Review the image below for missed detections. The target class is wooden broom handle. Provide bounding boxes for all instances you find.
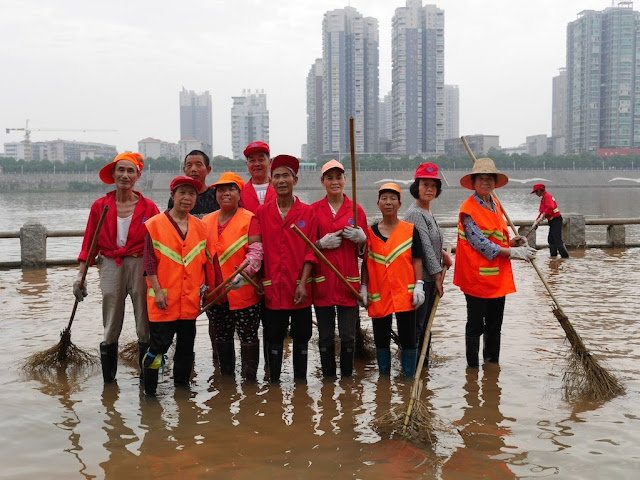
[349,116,358,228]
[290,224,363,302]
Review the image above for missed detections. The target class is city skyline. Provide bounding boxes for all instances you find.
[0,0,620,158]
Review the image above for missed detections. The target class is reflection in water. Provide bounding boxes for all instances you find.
[443,365,516,479]
[99,384,140,478]
[30,368,95,480]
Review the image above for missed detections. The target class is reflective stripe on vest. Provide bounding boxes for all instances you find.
[365,221,415,317]
[203,208,260,310]
[145,213,208,321]
[453,196,516,298]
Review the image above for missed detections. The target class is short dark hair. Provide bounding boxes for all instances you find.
[409,178,442,199]
[377,189,401,205]
[184,150,210,167]
[470,173,497,184]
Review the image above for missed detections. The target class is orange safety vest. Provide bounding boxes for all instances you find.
[145,213,209,322]
[453,195,516,299]
[202,208,260,310]
[366,221,416,318]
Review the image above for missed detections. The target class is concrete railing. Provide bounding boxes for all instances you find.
[1,216,640,269]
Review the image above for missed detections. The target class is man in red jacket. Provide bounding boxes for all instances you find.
[74,152,159,383]
[240,141,276,214]
[531,183,569,258]
[256,154,317,383]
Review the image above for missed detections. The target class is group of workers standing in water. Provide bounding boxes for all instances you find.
[74,141,569,396]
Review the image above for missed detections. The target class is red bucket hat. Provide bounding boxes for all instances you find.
[270,154,299,175]
[414,162,441,180]
[243,141,270,158]
[531,183,545,193]
[170,175,202,193]
[98,152,144,184]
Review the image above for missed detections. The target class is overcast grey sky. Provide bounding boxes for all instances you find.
[0,0,614,159]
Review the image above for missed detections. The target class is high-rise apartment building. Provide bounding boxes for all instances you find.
[231,90,269,160]
[379,92,392,140]
[322,7,379,156]
[444,84,459,141]
[392,1,444,156]
[566,3,640,153]
[179,87,213,157]
[306,59,323,161]
[552,68,567,138]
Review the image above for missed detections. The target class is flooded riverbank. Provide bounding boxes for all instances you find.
[2,247,639,479]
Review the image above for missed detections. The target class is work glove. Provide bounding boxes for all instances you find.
[358,285,368,308]
[73,272,87,302]
[412,280,425,308]
[317,231,343,250]
[510,235,529,247]
[531,215,544,230]
[342,226,367,245]
[228,274,245,290]
[510,246,537,261]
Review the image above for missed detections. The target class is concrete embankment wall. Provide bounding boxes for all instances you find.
[1,169,640,192]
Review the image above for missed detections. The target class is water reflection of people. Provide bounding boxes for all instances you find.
[442,365,516,479]
[99,385,140,477]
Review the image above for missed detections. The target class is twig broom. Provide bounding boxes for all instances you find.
[22,205,109,372]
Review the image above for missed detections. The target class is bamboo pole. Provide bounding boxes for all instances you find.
[198,260,250,315]
[290,224,363,302]
[349,116,358,227]
[402,246,452,434]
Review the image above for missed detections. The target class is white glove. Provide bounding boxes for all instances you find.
[532,215,543,229]
[229,274,245,290]
[510,235,529,247]
[358,285,368,307]
[510,246,536,261]
[317,231,343,250]
[73,272,87,302]
[342,226,367,245]
[412,280,425,308]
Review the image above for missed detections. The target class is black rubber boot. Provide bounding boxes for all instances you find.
[216,340,235,375]
[142,351,161,396]
[339,341,355,378]
[208,318,218,361]
[319,341,336,378]
[268,343,283,383]
[483,334,501,364]
[100,342,118,383]
[241,342,259,381]
[293,342,308,382]
[465,336,480,367]
[137,342,149,380]
[173,352,194,386]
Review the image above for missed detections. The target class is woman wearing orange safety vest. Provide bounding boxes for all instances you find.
[453,158,536,367]
[360,183,425,379]
[202,172,263,381]
[142,176,211,396]
[311,159,368,378]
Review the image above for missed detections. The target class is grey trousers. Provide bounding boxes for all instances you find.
[100,256,150,344]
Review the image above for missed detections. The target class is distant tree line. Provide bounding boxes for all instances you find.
[1,150,639,174]
[329,149,640,171]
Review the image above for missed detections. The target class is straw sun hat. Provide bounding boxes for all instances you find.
[459,157,509,190]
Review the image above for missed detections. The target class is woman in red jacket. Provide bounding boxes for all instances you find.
[311,159,367,378]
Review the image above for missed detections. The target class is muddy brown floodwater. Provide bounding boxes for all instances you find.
[1,248,639,479]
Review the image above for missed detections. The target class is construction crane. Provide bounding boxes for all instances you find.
[5,119,117,162]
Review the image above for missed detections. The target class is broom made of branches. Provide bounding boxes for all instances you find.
[374,247,452,446]
[461,136,624,402]
[22,205,109,372]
